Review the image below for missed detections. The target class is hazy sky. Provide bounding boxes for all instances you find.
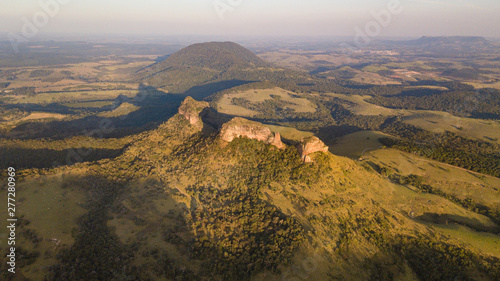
[1,0,499,39]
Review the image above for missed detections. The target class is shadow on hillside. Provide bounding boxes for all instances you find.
[181,79,256,100]
[0,147,125,170]
[44,174,199,280]
[416,212,500,233]
[316,125,364,151]
[3,85,183,139]
[4,102,81,115]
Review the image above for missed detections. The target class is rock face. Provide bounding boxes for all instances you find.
[296,136,329,162]
[178,97,209,125]
[220,117,285,149]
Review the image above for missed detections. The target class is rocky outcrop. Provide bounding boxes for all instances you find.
[178,96,209,126]
[296,136,329,162]
[220,117,285,149]
[269,132,285,149]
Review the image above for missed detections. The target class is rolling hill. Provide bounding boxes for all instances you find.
[1,97,499,281]
[1,40,500,281]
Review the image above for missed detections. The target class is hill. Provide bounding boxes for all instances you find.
[2,97,499,281]
[399,36,497,56]
[150,41,270,71]
[410,36,493,47]
[133,42,316,98]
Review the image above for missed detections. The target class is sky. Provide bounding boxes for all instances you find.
[1,0,499,39]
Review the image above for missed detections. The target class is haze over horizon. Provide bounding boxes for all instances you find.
[1,0,500,41]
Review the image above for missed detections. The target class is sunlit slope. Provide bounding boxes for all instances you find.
[1,101,499,281]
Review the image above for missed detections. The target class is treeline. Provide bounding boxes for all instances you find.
[5,87,36,96]
[188,184,304,279]
[408,80,475,91]
[29,69,54,78]
[392,234,500,281]
[367,88,500,119]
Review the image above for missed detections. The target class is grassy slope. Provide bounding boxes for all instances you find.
[2,111,499,280]
[364,148,500,255]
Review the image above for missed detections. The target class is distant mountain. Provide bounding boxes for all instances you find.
[133,42,310,98]
[408,36,494,47]
[393,36,498,56]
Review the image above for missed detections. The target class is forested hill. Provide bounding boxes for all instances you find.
[132,41,317,96]
[152,41,270,71]
[409,36,494,47]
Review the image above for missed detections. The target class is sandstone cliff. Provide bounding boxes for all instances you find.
[178,96,209,126]
[296,136,329,162]
[220,117,285,149]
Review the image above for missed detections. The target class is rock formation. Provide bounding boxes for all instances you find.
[218,117,329,161]
[220,117,285,149]
[178,96,209,126]
[296,136,329,162]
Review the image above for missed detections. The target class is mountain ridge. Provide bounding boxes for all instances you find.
[410,36,493,46]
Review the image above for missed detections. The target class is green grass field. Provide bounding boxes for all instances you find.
[351,71,401,85]
[403,113,500,144]
[217,87,316,117]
